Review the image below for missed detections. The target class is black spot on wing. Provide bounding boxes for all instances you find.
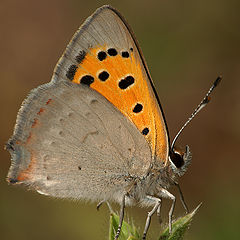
[119,76,135,89]
[98,51,107,61]
[142,128,149,135]
[80,75,94,86]
[76,50,86,63]
[122,51,129,58]
[98,71,109,81]
[66,65,78,80]
[107,48,118,56]
[133,103,143,113]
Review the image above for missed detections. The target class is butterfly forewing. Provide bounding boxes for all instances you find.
[55,5,169,164]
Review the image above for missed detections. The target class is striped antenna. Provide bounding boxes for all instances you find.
[171,76,222,150]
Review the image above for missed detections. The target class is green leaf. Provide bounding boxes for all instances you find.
[109,213,140,240]
[159,204,202,240]
[108,204,201,240]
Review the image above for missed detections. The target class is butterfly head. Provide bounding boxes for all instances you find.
[169,145,192,177]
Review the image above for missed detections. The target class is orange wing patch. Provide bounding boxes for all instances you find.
[15,151,36,181]
[66,46,167,163]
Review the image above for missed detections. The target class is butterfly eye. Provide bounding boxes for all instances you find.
[170,150,184,168]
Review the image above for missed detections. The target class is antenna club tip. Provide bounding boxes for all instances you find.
[172,75,221,148]
[214,76,222,87]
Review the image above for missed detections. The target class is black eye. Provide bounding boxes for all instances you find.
[170,151,184,168]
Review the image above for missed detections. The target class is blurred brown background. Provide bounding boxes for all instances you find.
[1,0,239,239]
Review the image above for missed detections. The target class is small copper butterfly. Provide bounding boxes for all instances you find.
[6,5,221,239]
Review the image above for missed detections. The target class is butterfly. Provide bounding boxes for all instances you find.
[6,5,221,240]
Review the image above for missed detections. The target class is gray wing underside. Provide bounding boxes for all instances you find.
[7,80,151,201]
[54,5,145,83]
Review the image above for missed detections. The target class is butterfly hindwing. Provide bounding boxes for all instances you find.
[7,80,151,199]
[55,5,169,164]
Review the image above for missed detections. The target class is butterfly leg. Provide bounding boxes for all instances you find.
[175,182,189,214]
[114,194,126,240]
[160,189,176,233]
[96,200,105,210]
[96,200,114,213]
[142,196,161,240]
[156,198,162,224]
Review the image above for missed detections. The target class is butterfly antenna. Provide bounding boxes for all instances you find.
[171,76,222,150]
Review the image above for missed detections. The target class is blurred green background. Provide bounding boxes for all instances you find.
[1,0,239,239]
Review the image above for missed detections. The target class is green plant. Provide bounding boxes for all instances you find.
[109,204,201,240]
